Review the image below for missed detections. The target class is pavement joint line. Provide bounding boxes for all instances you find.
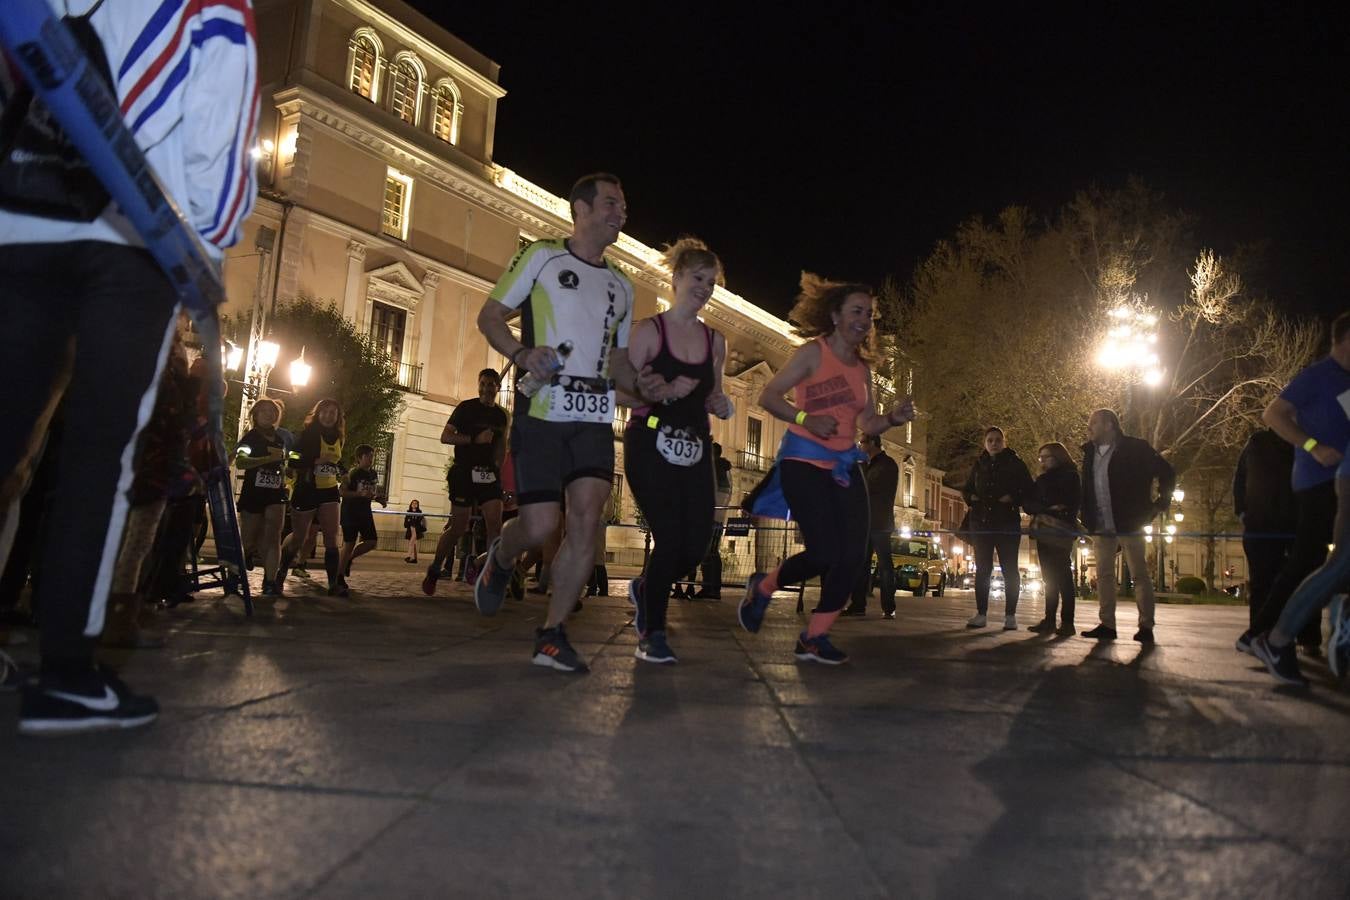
[731,629,894,899]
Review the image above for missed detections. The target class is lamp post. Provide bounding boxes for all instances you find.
[1095,300,1163,429]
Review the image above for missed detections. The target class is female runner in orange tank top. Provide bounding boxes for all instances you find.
[737,274,915,664]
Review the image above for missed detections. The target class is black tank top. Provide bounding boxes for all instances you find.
[631,314,715,434]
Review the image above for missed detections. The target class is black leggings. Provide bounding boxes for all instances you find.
[1036,541,1075,624]
[625,430,714,633]
[973,531,1022,615]
[778,460,869,614]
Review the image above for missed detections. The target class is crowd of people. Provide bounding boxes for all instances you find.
[0,0,1346,734]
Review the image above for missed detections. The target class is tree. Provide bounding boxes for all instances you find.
[223,296,405,461]
[881,181,1321,484]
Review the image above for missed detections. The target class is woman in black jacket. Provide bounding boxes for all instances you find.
[962,426,1034,629]
[1023,442,1081,635]
[403,499,427,563]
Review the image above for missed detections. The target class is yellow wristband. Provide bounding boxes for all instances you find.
[794,410,808,426]
[1303,437,1319,452]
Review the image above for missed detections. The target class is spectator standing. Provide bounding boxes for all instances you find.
[1232,428,1296,652]
[843,432,900,618]
[403,500,426,563]
[962,427,1034,630]
[1023,442,1081,635]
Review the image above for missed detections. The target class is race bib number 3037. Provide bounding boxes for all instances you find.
[657,429,705,467]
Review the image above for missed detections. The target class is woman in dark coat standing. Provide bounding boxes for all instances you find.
[962,426,1034,630]
[1023,442,1081,635]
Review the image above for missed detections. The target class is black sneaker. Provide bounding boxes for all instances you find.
[882,611,896,620]
[329,578,350,598]
[1252,633,1308,687]
[474,538,512,616]
[1027,619,1056,634]
[1329,595,1349,680]
[421,564,440,597]
[1235,629,1254,655]
[1133,628,1155,644]
[794,632,849,665]
[628,577,646,637]
[532,625,589,673]
[738,573,771,634]
[839,607,866,618]
[19,666,158,736]
[636,630,677,664]
[1081,625,1117,640]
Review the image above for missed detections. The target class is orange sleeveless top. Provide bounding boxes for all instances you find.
[785,338,870,466]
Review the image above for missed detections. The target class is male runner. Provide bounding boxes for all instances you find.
[422,368,508,595]
[337,444,386,595]
[473,173,694,672]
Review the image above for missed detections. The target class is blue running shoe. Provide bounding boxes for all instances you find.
[794,631,849,665]
[628,577,646,637]
[738,572,771,634]
[532,625,589,673]
[1330,594,1349,680]
[473,537,511,617]
[635,629,677,664]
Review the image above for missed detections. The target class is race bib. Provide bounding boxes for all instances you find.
[254,468,283,490]
[471,466,497,484]
[543,376,615,424]
[314,461,341,483]
[657,428,705,467]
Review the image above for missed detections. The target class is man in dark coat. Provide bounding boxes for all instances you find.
[1232,429,1296,652]
[1080,409,1176,642]
[844,433,900,617]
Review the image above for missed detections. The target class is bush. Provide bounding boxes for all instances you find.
[1175,576,1206,595]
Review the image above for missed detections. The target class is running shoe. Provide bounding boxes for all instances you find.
[1329,594,1349,679]
[966,613,987,629]
[1003,615,1018,631]
[473,537,511,616]
[1252,633,1308,687]
[1235,629,1254,655]
[738,573,771,634]
[421,563,440,597]
[628,577,646,636]
[794,632,849,665]
[532,625,589,673]
[636,629,677,664]
[329,578,350,598]
[19,665,159,736]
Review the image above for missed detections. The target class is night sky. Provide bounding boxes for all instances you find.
[414,2,1348,321]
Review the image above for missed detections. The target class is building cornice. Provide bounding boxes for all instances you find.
[329,0,506,100]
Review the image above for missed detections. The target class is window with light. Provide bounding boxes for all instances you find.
[382,169,413,240]
[432,82,462,144]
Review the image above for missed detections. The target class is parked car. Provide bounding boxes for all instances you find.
[956,572,975,590]
[889,535,947,597]
[988,566,1042,599]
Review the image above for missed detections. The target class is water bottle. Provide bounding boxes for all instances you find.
[517,340,574,398]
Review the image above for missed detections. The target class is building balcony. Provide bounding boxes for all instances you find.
[385,359,423,393]
[737,450,771,473]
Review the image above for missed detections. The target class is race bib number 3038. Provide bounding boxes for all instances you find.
[543,378,615,424]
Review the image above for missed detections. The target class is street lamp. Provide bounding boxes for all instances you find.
[289,346,312,388]
[1095,302,1163,385]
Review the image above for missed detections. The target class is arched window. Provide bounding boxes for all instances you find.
[431,79,463,145]
[388,53,425,126]
[347,29,384,101]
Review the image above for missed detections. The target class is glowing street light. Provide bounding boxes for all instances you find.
[224,341,244,372]
[289,346,312,388]
[1096,301,1164,385]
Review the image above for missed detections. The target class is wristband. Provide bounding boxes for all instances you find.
[794,410,808,426]
[1303,437,1319,452]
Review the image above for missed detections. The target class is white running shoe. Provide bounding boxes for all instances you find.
[966,613,987,629]
[1003,615,1018,631]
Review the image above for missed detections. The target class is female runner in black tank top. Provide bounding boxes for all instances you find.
[622,238,734,664]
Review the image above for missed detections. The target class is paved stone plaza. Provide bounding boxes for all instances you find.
[3,555,1348,899]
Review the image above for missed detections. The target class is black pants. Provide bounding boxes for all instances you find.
[697,522,724,597]
[778,461,869,614]
[1242,529,1293,630]
[849,529,896,613]
[1036,541,1075,625]
[1253,480,1333,644]
[973,529,1022,615]
[0,243,179,673]
[625,429,714,633]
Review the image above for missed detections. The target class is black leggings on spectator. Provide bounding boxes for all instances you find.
[1036,541,1074,625]
[625,430,714,634]
[777,460,869,614]
[973,531,1022,615]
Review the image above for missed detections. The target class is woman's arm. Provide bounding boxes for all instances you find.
[615,318,660,407]
[758,343,836,438]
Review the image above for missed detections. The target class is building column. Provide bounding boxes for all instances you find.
[343,240,367,324]
[418,269,441,382]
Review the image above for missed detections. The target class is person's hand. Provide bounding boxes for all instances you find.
[638,367,698,403]
[705,391,734,419]
[886,397,916,426]
[1311,443,1343,468]
[802,413,838,439]
[474,429,494,444]
[519,346,560,379]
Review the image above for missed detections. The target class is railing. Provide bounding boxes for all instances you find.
[902,492,917,509]
[385,359,423,393]
[737,450,771,473]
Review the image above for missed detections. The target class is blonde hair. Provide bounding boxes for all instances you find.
[661,236,725,286]
[788,271,878,363]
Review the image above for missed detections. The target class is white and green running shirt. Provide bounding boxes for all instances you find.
[489,238,634,422]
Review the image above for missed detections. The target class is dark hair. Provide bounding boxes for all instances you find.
[303,398,346,439]
[568,172,622,217]
[408,499,420,511]
[249,397,283,424]
[861,432,882,449]
[1091,408,1122,435]
[1038,441,1075,470]
[1332,311,1350,346]
[478,367,502,386]
[353,444,375,459]
[788,271,878,363]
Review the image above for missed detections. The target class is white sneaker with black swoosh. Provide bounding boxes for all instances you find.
[19,666,159,736]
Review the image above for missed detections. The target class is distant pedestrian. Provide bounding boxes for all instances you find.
[961,426,1033,630]
[1024,441,1081,635]
[843,432,900,619]
[235,398,291,597]
[278,399,346,596]
[336,444,386,594]
[1232,428,1295,653]
[404,500,427,563]
[1079,409,1176,643]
